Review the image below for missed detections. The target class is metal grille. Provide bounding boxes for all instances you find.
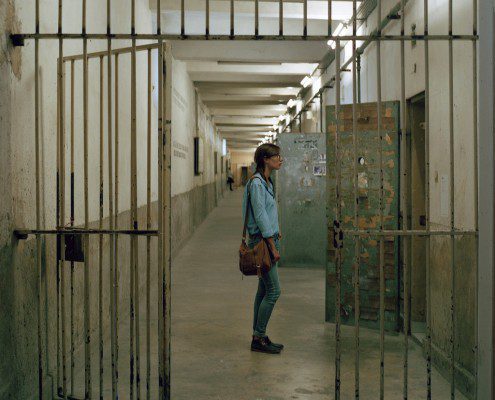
[12,0,483,399]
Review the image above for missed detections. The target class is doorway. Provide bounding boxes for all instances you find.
[405,92,427,340]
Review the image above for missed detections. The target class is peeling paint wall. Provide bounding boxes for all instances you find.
[326,102,401,331]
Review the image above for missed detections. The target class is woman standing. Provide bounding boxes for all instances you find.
[242,143,284,354]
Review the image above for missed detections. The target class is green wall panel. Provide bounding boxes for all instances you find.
[277,133,327,269]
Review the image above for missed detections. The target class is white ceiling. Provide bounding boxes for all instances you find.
[154,1,349,150]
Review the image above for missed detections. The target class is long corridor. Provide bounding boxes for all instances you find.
[171,189,464,400]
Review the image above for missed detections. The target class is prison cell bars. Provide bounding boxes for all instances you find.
[58,42,162,399]
[25,1,480,399]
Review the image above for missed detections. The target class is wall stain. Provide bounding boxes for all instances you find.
[0,0,22,79]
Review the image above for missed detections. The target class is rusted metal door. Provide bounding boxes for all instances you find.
[326,102,400,331]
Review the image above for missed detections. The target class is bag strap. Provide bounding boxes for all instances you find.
[242,175,262,242]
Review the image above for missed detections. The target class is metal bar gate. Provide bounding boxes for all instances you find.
[12,0,482,399]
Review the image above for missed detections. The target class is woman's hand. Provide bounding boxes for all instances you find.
[266,237,281,262]
[271,247,281,262]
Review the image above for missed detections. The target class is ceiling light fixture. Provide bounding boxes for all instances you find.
[301,76,312,88]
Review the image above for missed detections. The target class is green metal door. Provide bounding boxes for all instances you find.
[326,102,401,331]
[277,133,327,269]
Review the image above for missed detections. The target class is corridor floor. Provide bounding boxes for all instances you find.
[171,189,466,400]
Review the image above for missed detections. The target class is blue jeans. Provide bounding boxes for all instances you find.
[248,235,281,338]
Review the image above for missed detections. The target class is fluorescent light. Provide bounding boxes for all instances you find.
[301,76,312,88]
[327,22,346,49]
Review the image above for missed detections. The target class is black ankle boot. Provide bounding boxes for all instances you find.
[250,336,281,354]
[264,336,284,350]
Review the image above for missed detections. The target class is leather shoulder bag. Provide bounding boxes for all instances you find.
[239,176,273,277]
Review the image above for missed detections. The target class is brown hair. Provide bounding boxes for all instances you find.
[254,143,280,179]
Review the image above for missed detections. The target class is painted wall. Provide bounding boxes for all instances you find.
[170,54,226,252]
[230,150,255,187]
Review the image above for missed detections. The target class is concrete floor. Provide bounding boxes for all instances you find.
[69,189,466,399]
[171,189,466,400]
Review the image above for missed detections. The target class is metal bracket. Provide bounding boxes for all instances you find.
[333,220,344,249]
[10,34,25,47]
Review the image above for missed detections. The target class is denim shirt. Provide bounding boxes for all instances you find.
[242,172,279,239]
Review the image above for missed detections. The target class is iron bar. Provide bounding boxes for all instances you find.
[62,43,159,62]
[56,45,61,400]
[98,56,104,400]
[69,59,75,398]
[328,0,332,36]
[319,94,323,133]
[206,0,210,36]
[35,0,43,396]
[146,48,152,400]
[230,0,234,37]
[11,33,479,41]
[303,0,307,37]
[82,0,91,396]
[255,0,259,36]
[130,1,138,397]
[14,229,159,236]
[114,52,120,398]
[106,0,117,397]
[351,0,360,397]
[399,0,409,392]
[279,0,283,36]
[57,1,67,396]
[448,0,455,393]
[423,0,432,394]
[342,229,477,236]
[334,39,342,400]
[472,0,479,393]
[376,0,385,395]
[158,40,165,400]
[181,0,185,36]
[164,41,173,400]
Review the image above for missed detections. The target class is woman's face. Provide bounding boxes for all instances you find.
[265,153,283,171]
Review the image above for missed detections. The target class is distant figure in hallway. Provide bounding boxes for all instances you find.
[242,143,284,354]
[227,171,234,191]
